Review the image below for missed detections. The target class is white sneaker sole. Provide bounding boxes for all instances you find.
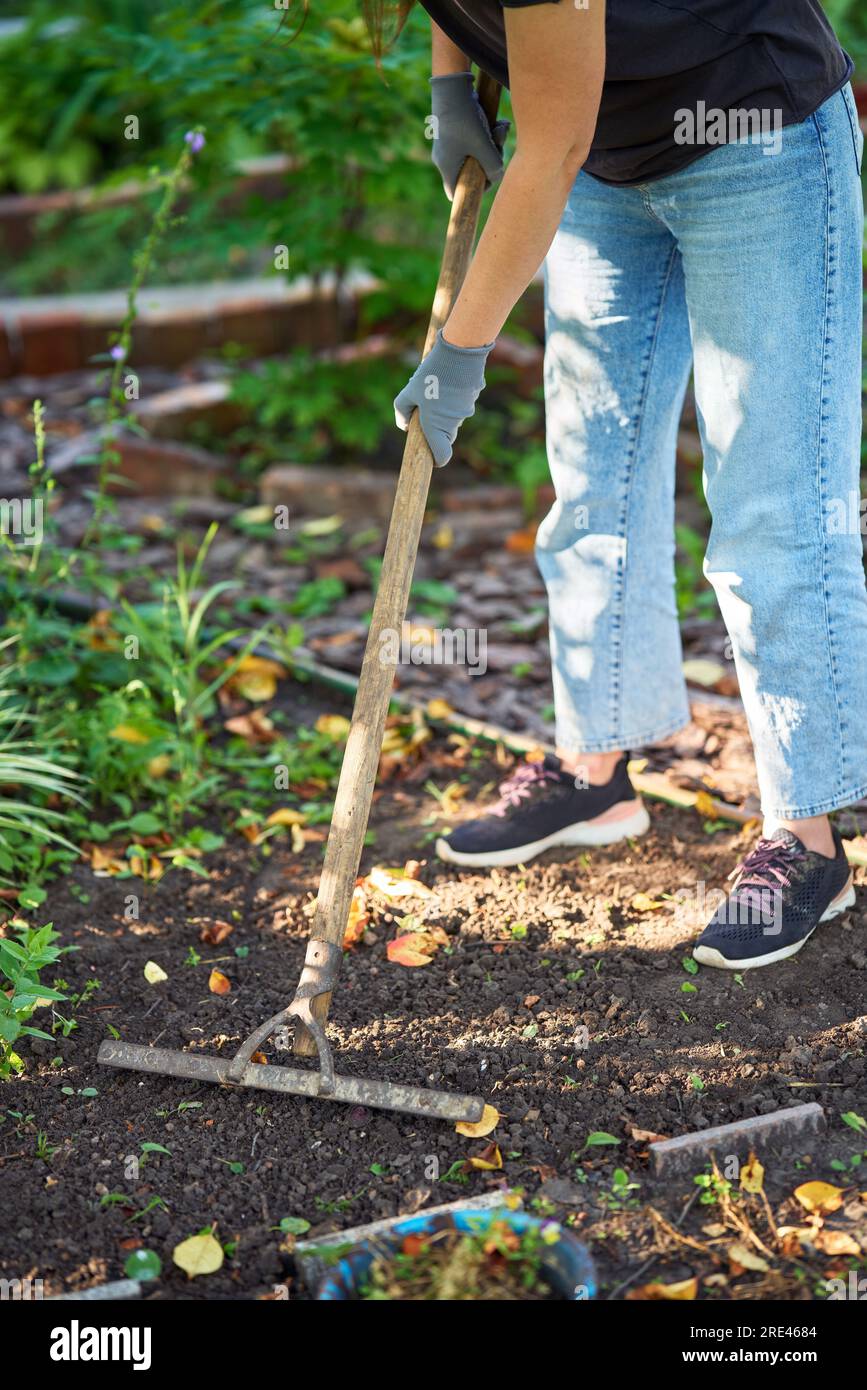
[692,875,856,971]
[435,800,651,869]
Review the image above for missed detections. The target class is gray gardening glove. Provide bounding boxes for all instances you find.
[394,329,494,467]
[430,72,510,201]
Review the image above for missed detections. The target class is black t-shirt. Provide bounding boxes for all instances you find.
[419,0,853,184]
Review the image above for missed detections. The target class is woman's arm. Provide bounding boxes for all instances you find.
[444,1,606,348]
[432,19,470,75]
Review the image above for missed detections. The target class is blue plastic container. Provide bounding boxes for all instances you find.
[315,1207,596,1301]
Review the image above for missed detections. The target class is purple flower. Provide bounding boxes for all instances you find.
[184,130,206,154]
[110,344,126,362]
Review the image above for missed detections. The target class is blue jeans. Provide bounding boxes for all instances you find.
[537,86,867,820]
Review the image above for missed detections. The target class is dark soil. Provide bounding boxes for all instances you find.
[2,686,866,1301]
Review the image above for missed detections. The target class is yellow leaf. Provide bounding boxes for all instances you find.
[265,808,307,828]
[109,724,150,745]
[741,1153,765,1195]
[794,1181,845,1215]
[627,1277,698,1301]
[143,961,167,985]
[225,654,286,703]
[431,523,453,550]
[90,845,127,876]
[172,1231,224,1279]
[147,754,172,778]
[694,790,717,819]
[290,823,305,853]
[315,714,351,740]
[455,1104,500,1139]
[468,1143,502,1171]
[343,886,369,948]
[208,969,231,995]
[728,1242,769,1273]
[426,698,455,721]
[631,892,664,912]
[367,865,433,900]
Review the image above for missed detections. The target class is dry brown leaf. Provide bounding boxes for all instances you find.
[813,1229,861,1257]
[630,1125,669,1145]
[224,709,277,744]
[200,919,233,945]
[208,969,231,996]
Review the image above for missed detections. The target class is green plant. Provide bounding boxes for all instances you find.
[117,524,265,823]
[0,923,69,1078]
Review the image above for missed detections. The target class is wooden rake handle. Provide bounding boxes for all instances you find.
[295,72,502,1055]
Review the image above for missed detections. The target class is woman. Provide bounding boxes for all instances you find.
[389,1,867,970]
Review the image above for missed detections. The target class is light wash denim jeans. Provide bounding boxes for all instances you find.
[536,85,867,821]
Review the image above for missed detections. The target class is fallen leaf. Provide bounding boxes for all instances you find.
[630,1126,669,1145]
[315,714,351,740]
[682,658,727,689]
[401,1234,428,1257]
[455,1104,500,1139]
[468,1143,502,1171]
[90,845,128,876]
[225,654,286,703]
[290,823,305,854]
[265,808,307,828]
[631,892,664,912]
[172,1231,224,1279]
[694,790,718,819]
[367,865,433,900]
[426,698,455,720]
[701,1222,728,1238]
[224,709,276,744]
[208,969,231,995]
[200,920,233,945]
[505,523,538,554]
[109,724,151,745]
[814,1229,861,1257]
[740,1153,765,1195]
[627,1277,698,1301]
[387,933,436,967]
[728,1242,769,1274]
[343,886,369,948]
[794,1181,845,1215]
[143,961,167,985]
[524,994,540,1008]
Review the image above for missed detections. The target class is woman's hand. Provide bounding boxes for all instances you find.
[393,330,494,467]
[430,72,510,201]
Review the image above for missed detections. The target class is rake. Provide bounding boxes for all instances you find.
[98,73,503,1125]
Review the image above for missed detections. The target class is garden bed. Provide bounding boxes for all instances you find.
[2,681,865,1301]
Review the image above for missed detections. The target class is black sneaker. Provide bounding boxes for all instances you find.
[693,826,855,971]
[435,753,649,868]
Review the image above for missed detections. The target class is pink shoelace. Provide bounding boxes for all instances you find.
[729,836,802,894]
[489,761,560,818]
